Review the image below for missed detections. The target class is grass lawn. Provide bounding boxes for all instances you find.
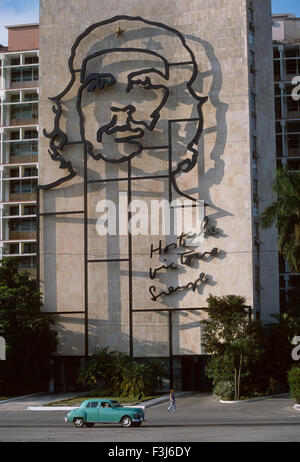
[46,390,164,407]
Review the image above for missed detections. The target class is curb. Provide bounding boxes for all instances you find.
[28,404,147,411]
[27,393,185,411]
[0,392,45,404]
[219,393,290,404]
[28,406,78,411]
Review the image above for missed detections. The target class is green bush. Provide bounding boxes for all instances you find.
[213,381,234,401]
[77,347,166,397]
[288,366,300,404]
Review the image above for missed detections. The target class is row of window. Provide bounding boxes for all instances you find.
[9,218,36,231]
[248,3,261,317]
[6,205,36,216]
[7,243,36,255]
[10,103,38,120]
[11,67,38,84]
[8,92,38,103]
[10,56,39,66]
[8,167,38,178]
[10,180,37,194]
[9,130,38,140]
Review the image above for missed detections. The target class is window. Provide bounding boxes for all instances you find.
[9,168,19,178]
[10,94,20,103]
[253,200,259,219]
[19,257,36,269]
[252,155,258,175]
[24,92,38,102]
[101,402,111,408]
[9,244,19,254]
[24,130,38,139]
[9,206,19,216]
[10,131,20,140]
[251,115,257,132]
[23,205,36,215]
[11,141,38,157]
[11,57,20,66]
[24,167,38,177]
[250,93,256,113]
[248,7,254,26]
[249,28,255,46]
[251,135,257,153]
[255,266,261,290]
[285,48,299,58]
[87,402,98,408]
[254,221,259,240]
[11,67,38,84]
[10,181,37,194]
[253,179,258,197]
[23,243,36,254]
[287,97,300,113]
[24,56,39,64]
[11,103,38,121]
[286,60,297,76]
[10,219,36,232]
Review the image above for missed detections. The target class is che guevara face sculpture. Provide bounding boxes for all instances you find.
[43,16,207,200]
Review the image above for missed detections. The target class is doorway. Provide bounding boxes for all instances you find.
[181,356,211,391]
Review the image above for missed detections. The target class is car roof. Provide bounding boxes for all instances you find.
[81,398,114,406]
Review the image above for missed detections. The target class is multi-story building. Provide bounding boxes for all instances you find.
[0,24,39,277]
[272,14,300,312]
[38,0,279,391]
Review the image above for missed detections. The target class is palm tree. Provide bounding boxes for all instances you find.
[260,166,300,272]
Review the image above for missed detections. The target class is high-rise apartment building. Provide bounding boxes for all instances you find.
[0,24,39,277]
[272,14,300,312]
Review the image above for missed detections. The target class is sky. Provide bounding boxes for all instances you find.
[1,0,300,46]
[0,0,39,46]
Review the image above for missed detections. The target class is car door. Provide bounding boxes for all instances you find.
[98,401,119,423]
[85,401,100,422]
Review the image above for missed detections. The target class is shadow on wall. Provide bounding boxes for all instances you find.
[41,17,229,360]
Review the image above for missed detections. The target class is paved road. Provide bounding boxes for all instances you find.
[0,393,299,442]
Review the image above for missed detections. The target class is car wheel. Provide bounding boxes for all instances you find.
[85,422,95,428]
[121,416,133,428]
[73,417,84,428]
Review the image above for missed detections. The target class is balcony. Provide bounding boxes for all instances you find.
[8,179,38,202]
[7,217,36,241]
[9,66,39,89]
[2,139,38,164]
[9,103,38,126]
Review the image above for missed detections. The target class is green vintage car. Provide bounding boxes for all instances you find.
[64,399,145,428]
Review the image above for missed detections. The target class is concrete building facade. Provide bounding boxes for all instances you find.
[0,25,39,277]
[38,0,279,390]
[272,14,300,312]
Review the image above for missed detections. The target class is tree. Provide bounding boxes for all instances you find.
[260,166,300,272]
[201,295,265,400]
[0,258,57,394]
[77,347,167,397]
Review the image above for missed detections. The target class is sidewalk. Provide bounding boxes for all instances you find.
[0,391,187,411]
[27,392,188,411]
[0,392,88,411]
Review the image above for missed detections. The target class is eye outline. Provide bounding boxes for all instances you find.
[125,70,169,130]
[83,72,116,92]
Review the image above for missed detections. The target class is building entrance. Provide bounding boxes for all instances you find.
[181,356,211,391]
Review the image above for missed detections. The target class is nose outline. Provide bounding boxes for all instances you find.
[96,104,144,144]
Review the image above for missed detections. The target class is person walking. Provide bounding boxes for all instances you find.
[167,388,176,412]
